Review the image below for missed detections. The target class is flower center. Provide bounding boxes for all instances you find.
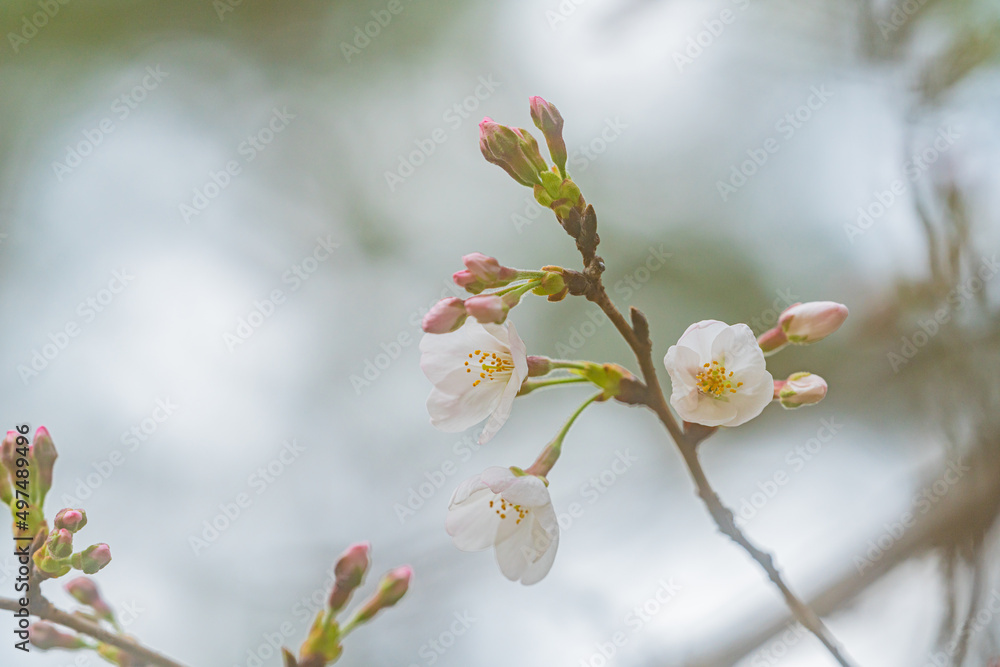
[465,349,515,388]
[696,360,744,398]
[489,496,529,525]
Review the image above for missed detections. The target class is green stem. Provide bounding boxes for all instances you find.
[492,279,542,298]
[517,376,590,396]
[525,392,603,477]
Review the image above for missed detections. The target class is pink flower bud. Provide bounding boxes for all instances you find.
[29,622,87,650]
[31,426,58,498]
[328,542,371,613]
[463,294,508,324]
[777,372,828,408]
[47,528,74,559]
[72,543,112,574]
[779,301,849,344]
[54,509,88,533]
[527,356,552,377]
[422,298,468,334]
[479,118,546,187]
[352,566,412,625]
[529,96,567,176]
[65,577,114,619]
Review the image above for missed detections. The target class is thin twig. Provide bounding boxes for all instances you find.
[0,594,188,667]
[564,204,856,667]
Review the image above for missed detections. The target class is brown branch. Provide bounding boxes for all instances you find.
[0,595,188,667]
[563,204,855,667]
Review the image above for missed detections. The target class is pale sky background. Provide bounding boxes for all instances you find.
[1,1,999,666]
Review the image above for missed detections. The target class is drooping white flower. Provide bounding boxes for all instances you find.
[663,320,774,427]
[419,319,528,444]
[446,466,558,585]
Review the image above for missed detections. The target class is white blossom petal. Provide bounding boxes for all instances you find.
[664,319,774,427]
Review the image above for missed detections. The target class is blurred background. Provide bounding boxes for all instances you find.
[1,0,999,665]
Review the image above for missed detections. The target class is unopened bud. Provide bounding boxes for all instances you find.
[65,577,114,620]
[453,253,518,294]
[72,543,112,574]
[351,566,412,626]
[529,96,567,176]
[464,294,508,324]
[328,542,371,613]
[47,528,74,559]
[29,622,87,650]
[779,301,849,344]
[479,118,547,186]
[54,509,88,533]
[30,426,58,500]
[777,372,828,408]
[526,356,552,377]
[533,271,567,300]
[422,298,468,334]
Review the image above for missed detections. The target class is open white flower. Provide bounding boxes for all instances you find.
[446,466,558,585]
[419,319,528,444]
[663,320,773,427]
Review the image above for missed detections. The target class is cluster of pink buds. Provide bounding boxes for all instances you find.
[29,577,120,657]
[289,543,412,667]
[755,301,848,410]
[480,97,585,222]
[422,253,567,333]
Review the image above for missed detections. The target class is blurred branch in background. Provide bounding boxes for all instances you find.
[684,3,1000,663]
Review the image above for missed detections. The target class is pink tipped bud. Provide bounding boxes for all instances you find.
[31,426,58,498]
[779,301,849,344]
[462,252,517,283]
[65,577,114,619]
[54,509,88,533]
[479,118,546,187]
[328,542,371,613]
[72,543,112,574]
[777,372,828,408]
[47,528,74,559]
[422,298,468,334]
[352,566,412,625]
[29,622,87,650]
[529,96,567,176]
[527,356,552,377]
[463,294,508,324]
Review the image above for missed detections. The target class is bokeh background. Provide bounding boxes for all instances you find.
[2,0,1000,665]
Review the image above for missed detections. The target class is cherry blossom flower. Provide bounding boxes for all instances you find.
[420,319,528,444]
[663,320,774,427]
[446,466,558,585]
